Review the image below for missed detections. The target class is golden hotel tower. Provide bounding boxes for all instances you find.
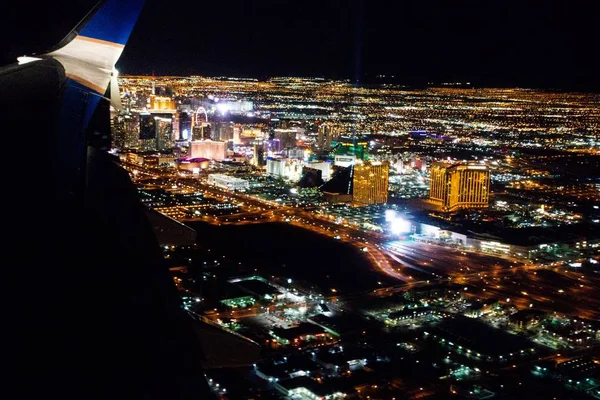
[352,161,389,205]
[429,162,490,211]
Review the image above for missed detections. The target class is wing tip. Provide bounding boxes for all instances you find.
[47,0,146,53]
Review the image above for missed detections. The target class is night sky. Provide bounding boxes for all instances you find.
[2,0,599,90]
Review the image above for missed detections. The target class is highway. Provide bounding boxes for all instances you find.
[124,164,406,282]
[124,162,600,320]
[383,241,600,320]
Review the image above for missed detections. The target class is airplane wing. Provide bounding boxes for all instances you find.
[1,1,258,398]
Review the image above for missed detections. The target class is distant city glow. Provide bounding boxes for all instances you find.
[17,0,600,395]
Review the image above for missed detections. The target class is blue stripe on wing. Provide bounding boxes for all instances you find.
[79,0,146,45]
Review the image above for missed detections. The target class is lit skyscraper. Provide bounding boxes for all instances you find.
[192,123,211,141]
[177,112,192,140]
[274,129,298,149]
[353,160,389,205]
[111,113,126,149]
[429,162,490,211]
[138,113,174,152]
[190,140,227,161]
[155,115,174,151]
[317,123,333,150]
[148,95,176,111]
[333,136,368,160]
[253,143,266,166]
[139,113,155,140]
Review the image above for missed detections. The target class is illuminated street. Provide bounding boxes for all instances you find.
[125,158,600,325]
[4,1,599,399]
[114,65,599,400]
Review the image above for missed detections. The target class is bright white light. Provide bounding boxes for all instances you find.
[17,56,42,65]
[391,217,411,234]
[217,103,229,114]
[385,209,397,222]
[182,129,189,139]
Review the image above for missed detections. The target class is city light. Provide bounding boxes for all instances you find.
[385,209,397,222]
[114,63,600,400]
[216,102,229,114]
[11,0,600,398]
[390,217,411,234]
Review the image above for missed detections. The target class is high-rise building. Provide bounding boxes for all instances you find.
[233,126,242,144]
[155,115,173,151]
[111,113,126,149]
[274,129,298,149]
[298,167,323,188]
[192,123,211,141]
[253,143,266,166]
[264,139,281,154]
[139,113,157,152]
[333,136,368,160]
[317,124,333,150]
[177,112,192,140]
[268,118,281,140]
[138,113,174,152]
[320,166,353,203]
[353,161,389,205]
[266,157,304,181]
[139,113,156,140]
[213,121,234,141]
[266,157,285,177]
[307,161,331,181]
[123,113,139,149]
[190,140,227,161]
[148,95,176,111]
[429,162,490,211]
